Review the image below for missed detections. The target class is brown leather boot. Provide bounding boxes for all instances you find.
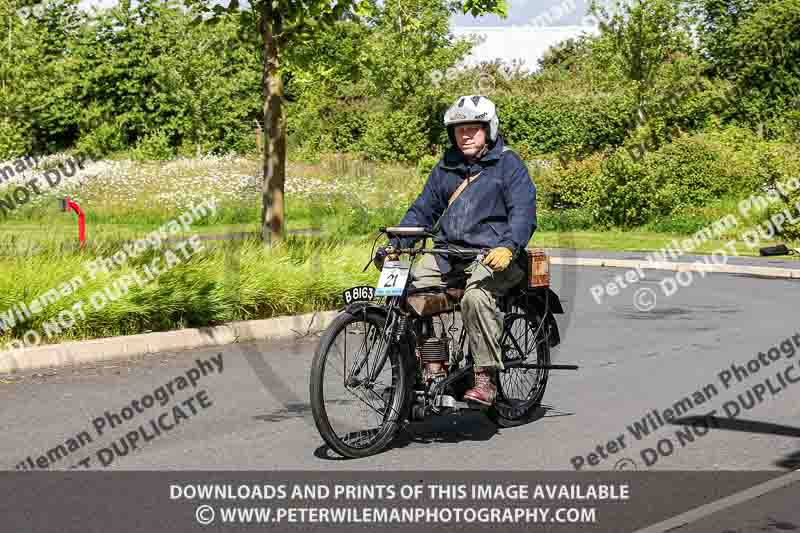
[463,367,497,406]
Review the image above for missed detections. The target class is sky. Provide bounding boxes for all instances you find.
[451,0,602,70]
[77,0,602,68]
[452,25,598,71]
[451,0,596,26]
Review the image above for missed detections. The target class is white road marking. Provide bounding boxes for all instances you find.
[634,469,800,532]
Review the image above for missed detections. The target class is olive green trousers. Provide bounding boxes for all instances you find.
[409,253,524,370]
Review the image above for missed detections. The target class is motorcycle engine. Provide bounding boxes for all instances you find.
[418,336,450,364]
[418,336,449,384]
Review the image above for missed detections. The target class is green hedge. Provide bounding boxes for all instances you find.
[542,127,792,228]
[493,91,633,160]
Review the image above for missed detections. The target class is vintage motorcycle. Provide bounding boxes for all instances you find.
[309,226,578,458]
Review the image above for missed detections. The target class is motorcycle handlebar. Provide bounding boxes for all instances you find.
[378,226,487,256]
[363,226,490,273]
[390,246,489,258]
[379,226,435,239]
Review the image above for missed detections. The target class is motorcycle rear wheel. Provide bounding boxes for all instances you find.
[487,309,550,427]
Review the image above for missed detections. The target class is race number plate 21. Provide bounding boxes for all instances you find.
[375,261,411,297]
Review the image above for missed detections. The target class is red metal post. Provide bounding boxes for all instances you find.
[65,198,86,248]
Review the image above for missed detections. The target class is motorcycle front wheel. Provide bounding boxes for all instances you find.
[310,309,408,458]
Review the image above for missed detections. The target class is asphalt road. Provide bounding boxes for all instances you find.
[2,264,800,529]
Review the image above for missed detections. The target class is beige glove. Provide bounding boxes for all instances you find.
[483,247,513,271]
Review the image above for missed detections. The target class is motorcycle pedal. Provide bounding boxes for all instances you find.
[463,399,492,411]
[432,395,457,408]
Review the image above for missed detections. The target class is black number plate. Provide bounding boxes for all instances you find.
[342,285,376,304]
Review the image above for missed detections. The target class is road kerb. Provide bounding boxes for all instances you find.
[0,310,341,375]
[550,257,800,279]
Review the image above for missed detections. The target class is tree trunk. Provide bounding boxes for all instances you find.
[260,1,286,245]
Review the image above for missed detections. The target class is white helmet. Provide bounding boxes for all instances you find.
[443,95,499,144]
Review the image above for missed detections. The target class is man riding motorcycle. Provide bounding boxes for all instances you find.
[374,95,538,406]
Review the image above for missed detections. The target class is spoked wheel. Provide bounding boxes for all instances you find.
[310,309,408,458]
[488,306,550,427]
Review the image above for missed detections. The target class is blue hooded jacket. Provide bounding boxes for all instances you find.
[392,135,537,273]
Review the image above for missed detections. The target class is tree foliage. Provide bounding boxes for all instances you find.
[1,0,262,159]
[590,0,693,103]
[725,0,800,132]
[688,0,770,74]
[184,0,508,242]
[284,0,474,161]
